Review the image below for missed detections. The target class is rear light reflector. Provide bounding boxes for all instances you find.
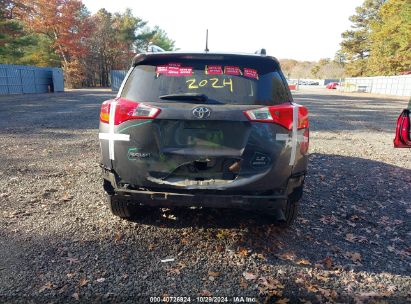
[243,103,308,130]
[300,128,309,154]
[100,98,161,125]
[100,100,111,123]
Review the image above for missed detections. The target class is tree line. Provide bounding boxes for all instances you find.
[340,0,410,77]
[0,0,175,87]
[281,0,410,79]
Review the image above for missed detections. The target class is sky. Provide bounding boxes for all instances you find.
[82,0,363,62]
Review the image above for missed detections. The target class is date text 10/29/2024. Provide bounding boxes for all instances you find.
[149,296,257,303]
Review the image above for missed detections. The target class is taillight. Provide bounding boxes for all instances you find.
[243,103,308,130]
[100,98,161,125]
[394,109,411,147]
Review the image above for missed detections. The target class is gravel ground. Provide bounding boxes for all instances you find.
[0,88,410,303]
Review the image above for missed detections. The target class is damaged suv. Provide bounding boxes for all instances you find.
[99,51,309,226]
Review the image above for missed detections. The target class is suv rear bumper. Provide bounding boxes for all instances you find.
[115,188,287,210]
[102,168,304,210]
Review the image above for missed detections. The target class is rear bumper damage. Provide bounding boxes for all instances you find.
[102,167,305,211]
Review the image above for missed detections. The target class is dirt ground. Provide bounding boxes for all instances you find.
[0,88,410,303]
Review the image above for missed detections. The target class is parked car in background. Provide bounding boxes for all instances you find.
[394,99,411,148]
[99,50,309,227]
[326,82,339,89]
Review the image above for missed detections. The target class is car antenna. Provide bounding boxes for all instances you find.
[205,29,209,53]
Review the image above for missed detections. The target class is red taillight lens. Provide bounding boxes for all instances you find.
[394,109,411,148]
[99,98,161,125]
[243,103,308,130]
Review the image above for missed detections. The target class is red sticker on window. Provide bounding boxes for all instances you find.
[224,66,242,75]
[206,65,223,75]
[244,68,259,79]
[156,66,168,74]
[167,66,180,76]
[179,67,193,76]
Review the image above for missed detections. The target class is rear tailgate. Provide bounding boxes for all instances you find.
[99,54,307,192]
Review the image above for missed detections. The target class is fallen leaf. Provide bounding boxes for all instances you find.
[79,278,89,287]
[148,244,155,251]
[66,257,79,264]
[296,259,311,266]
[114,232,123,242]
[239,277,248,289]
[345,233,356,243]
[306,284,318,293]
[199,290,212,296]
[39,282,53,292]
[322,256,333,269]
[243,272,257,281]
[61,193,74,202]
[275,299,289,304]
[345,251,361,263]
[237,247,249,257]
[277,252,295,261]
[386,285,397,292]
[208,271,219,277]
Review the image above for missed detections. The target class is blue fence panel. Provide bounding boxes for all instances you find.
[52,69,64,92]
[111,70,128,91]
[0,64,64,95]
[21,69,36,93]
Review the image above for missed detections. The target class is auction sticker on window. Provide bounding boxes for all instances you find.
[206,65,223,75]
[243,68,259,79]
[224,66,242,75]
[179,67,193,76]
[156,66,168,74]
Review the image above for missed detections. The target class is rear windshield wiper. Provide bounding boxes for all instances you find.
[159,93,208,102]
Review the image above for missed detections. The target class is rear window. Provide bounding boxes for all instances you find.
[120,58,290,105]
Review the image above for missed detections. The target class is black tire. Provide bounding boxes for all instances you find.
[107,194,133,219]
[277,185,303,227]
[280,198,299,227]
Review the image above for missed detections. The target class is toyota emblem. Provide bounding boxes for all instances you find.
[192,106,211,119]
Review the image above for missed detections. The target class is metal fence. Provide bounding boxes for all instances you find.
[341,75,411,96]
[0,64,64,95]
[111,70,128,91]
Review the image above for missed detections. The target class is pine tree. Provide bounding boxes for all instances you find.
[340,0,385,76]
[368,0,411,75]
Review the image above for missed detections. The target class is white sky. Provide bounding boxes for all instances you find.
[82,0,363,61]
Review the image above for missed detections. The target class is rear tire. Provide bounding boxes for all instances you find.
[107,194,133,219]
[277,185,303,227]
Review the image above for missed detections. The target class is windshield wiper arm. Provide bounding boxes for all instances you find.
[159,93,208,102]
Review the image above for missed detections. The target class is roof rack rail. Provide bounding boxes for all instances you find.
[147,43,165,53]
[254,48,267,56]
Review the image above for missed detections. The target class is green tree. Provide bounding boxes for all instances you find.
[368,0,411,75]
[136,25,175,52]
[340,0,385,76]
[0,1,35,63]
